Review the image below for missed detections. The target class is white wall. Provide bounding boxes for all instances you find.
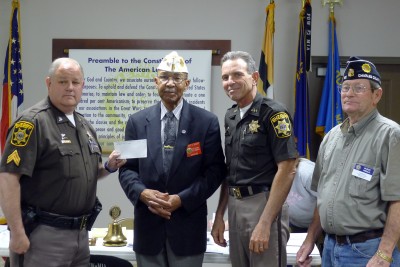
[1,0,400,242]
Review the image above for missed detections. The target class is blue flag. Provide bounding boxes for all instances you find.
[294,0,312,158]
[316,13,342,136]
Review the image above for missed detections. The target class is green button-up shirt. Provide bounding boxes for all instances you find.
[312,109,400,235]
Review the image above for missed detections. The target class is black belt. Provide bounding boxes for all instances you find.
[228,185,267,199]
[289,223,308,233]
[328,228,384,245]
[37,211,90,230]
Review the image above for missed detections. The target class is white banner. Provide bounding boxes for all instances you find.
[69,49,212,153]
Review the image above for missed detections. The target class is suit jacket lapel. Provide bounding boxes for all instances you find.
[145,103,164,179]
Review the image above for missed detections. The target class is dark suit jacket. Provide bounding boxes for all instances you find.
[119,100,226,256]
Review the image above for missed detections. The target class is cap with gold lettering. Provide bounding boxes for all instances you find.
[157,51,188,73]
[342,56,381,85]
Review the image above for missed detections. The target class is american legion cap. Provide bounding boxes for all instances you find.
[157,51,188,74]
[342,56,381,85]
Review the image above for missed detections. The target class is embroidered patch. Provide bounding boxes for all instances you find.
[186,142,202,157]
[11,121,34,147]
[270,112,292,138]
[7,150,21,166]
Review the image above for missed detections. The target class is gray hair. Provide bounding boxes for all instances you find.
[369,80,381,90]
[48,57,84,78]
[221,51,257,74]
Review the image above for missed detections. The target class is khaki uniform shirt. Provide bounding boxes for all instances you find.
[311,109,400,235]
[0,98,101,216]
[225,93,297,186]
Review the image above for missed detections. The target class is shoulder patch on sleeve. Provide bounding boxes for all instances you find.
[11,121,34,147]
[270,112,292,138]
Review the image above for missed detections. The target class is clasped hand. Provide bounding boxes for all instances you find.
[140,189,181,219]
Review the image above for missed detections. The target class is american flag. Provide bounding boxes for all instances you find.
[1,0,24,153]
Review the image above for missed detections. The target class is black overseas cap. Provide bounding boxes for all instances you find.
[342,56,381,85]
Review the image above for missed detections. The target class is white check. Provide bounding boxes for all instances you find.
[114,139,147,159]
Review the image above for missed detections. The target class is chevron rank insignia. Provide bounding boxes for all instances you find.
[7,150,21,166]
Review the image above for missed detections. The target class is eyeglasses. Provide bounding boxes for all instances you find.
[157,75,186,84]
[338,83,369,94]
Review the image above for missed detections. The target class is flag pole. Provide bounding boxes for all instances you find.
[315,0,343,137]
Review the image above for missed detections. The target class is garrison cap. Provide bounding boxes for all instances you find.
[342,56,381,85]
[157,51,188,73]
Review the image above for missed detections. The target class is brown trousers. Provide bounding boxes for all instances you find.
[10,224,89,267]
[228,192,290,267]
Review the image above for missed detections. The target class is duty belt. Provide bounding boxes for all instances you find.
[38,210,91,230]
[228,185,267,199]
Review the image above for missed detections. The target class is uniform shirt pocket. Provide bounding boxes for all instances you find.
[349,163,380,199]
[58,145,82,179]
[240,132,267,169]
[242,132,267,149]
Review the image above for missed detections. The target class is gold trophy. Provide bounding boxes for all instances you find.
[103,206,128,247]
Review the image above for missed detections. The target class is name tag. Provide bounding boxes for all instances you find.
[352,164,374,181]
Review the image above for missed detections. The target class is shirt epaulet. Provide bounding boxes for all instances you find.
[18,98,51,122]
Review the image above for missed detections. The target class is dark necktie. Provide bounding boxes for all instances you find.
[163,112,176,176]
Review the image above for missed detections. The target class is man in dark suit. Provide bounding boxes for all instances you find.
[119,51,226,267]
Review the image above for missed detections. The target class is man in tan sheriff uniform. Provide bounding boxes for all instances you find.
[0,57,125,267]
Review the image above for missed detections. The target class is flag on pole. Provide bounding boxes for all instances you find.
[257,1,274,99]
[1,0,24,153]
[294,0,312,158]
[315,12,342,136]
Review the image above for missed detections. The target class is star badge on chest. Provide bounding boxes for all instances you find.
[248,120,260,133]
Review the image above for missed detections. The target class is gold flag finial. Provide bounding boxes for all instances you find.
[12,0,20,8]
[322,0,343,14]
